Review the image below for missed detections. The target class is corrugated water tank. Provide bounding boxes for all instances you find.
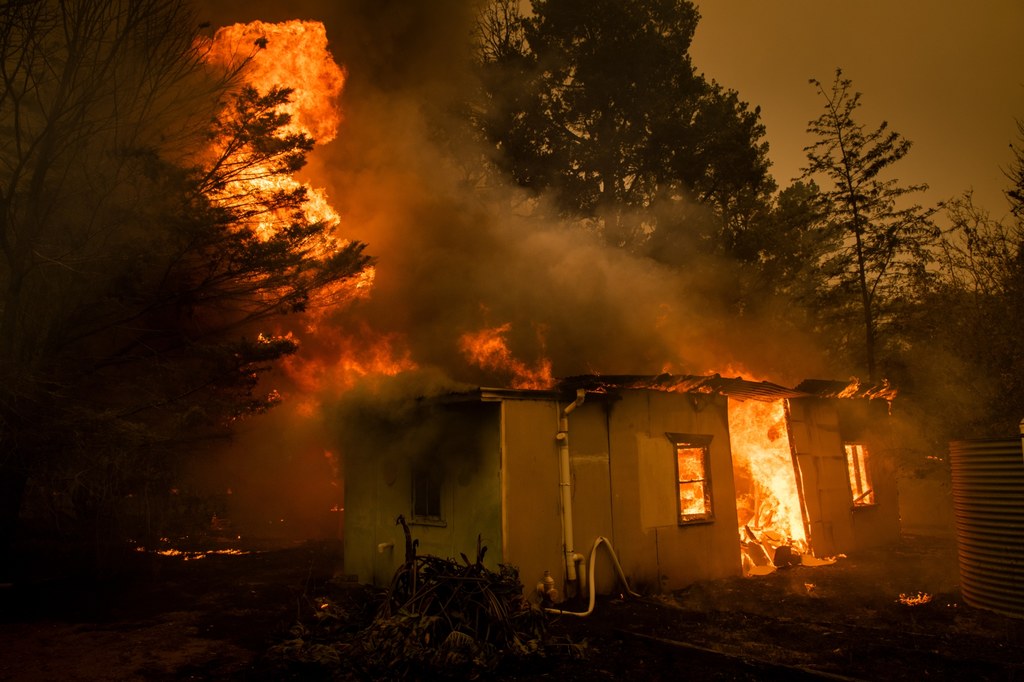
[949,437,1024,618]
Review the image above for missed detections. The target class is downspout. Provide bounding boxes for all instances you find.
[557,389,587,586]
[543,390,641,617]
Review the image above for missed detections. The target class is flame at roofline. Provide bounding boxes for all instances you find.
[435,373,897,404]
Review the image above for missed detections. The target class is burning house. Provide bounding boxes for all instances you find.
[195,20,901,598]
[342,374,899,598]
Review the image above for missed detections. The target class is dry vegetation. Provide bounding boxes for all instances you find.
[1,536,1022,681]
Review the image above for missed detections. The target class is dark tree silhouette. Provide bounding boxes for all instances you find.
[473,0,774,256]
[0,0,369,575]
[1007,119,1024,219]
[802,69,937,380]
[906,187,1024,440]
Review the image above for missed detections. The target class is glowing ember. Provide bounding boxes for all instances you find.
[729,399,808,555]
[838,378,898,402]
[898,592,933,606]
[151,548,252,561]
[459,323,554,389]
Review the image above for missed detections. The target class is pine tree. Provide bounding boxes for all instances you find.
[802,69,937,379]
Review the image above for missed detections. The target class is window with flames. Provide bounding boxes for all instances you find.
[669,434,714,524]
[844,443,875,506]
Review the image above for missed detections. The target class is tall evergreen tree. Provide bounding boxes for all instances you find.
[740,181,844,308]
[474,0,774,257]
[1007,119,1024,220]
[802,69,937,379]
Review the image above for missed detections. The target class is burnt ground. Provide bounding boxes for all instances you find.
[0,535,1022,681]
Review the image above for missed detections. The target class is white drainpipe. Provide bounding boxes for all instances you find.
[557,389,587,584]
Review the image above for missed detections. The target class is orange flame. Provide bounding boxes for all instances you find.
[898,592,933,606]
[459,323,554,390]
[281,326,419,414]
[204,20,344,143]
[729,398,808,554]
[202,20,346,247]
[200,21,421,400]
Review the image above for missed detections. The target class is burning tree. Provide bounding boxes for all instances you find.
[0,1,369,575]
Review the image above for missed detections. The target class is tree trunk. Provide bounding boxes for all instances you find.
[0,457,28,582]
[853,225,877,381]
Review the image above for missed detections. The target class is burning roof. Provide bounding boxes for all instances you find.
[559,374,809,401]
[430,373,896,406]
[795,378,898,402]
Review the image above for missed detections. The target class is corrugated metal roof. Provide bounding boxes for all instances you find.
[795,378,898,401]
[431,386,563,404]
[430,374,894,404]
[702,375,811,401]
[559,374,808,401]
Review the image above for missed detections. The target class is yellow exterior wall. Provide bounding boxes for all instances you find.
[344,388,894,595]
[836,399,901,549]
[603,391,740,591]
[787,398,851,556]
[342,401,503,586]
[564,403,616,593]
[787,397,900,556]
[500,398,565,597]
[501,391,740,598]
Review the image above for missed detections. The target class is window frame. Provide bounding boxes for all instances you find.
[666,433,715,525]
[410,466,446,526]
[844,442,876,508]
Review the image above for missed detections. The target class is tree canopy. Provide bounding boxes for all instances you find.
[0,0,369,570]
[474,0,774,255]
[801,69,937,380]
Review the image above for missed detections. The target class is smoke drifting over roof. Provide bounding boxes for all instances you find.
[203,0,826,390]
[197,0,830,538]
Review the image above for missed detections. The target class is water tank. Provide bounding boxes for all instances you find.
[949,437,1024,618]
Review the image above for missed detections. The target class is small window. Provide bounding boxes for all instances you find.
[411,468,444,523]
[844,443,875,506]
[667,433,714,524]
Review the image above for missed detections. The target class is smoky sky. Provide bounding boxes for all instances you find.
[194,0,831,539]
[692,1,1024,219]
[202,0,831,392]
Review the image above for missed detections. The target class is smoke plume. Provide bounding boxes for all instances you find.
[196,0,829,539]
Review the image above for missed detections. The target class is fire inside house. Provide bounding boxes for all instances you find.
[341,374,899,598]
[202,20,901,600]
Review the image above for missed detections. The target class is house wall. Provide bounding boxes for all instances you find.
[342,401,503,586]
[836,399,901,549]
[501,398,565,598]
[564,400,616,593]
[345,388,895,594]
[502,390,741,599]
[603,391,740,591]
[787,397,900,557]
